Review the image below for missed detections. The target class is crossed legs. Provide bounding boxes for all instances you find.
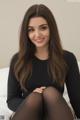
[11,87,74,120]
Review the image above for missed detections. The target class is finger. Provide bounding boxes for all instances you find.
[40,86,46,89]
[40,87,46,90]
[33,89,42,93]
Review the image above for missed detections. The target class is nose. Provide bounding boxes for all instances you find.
[34,29,41,38]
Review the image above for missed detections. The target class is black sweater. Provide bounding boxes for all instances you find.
[6,51,80,118]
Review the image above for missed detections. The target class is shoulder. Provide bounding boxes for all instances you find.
[11,53,19,62]
[63,50,77,62]
[10,52,19,67]
[63,50,76,59]
[63,50,78,67]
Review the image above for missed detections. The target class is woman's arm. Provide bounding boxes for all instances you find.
[6,54,25,112]
[65,52,80,118]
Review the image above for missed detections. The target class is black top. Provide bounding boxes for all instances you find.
[6,50,80,118]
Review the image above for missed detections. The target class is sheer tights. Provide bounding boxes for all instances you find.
[11,87,74,120]
[43,87,74,120]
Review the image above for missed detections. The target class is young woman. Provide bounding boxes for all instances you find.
[7,4,80,120]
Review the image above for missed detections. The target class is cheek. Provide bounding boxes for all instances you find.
[44,29,50,36]
[44,30,50,39]
[28,33,33,41]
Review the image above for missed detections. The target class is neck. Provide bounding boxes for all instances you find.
[35,47,49,60]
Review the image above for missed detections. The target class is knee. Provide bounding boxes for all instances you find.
[24,92,42,109]
[43,86,61,103]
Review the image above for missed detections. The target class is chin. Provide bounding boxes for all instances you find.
[35,44,45,48]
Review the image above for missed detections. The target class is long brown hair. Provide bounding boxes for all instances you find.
[14,4,68,91]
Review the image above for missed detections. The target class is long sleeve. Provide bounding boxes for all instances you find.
[65,52,80,118]
[6,54,29,112]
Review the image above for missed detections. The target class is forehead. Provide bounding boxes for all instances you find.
[28,17,48,26]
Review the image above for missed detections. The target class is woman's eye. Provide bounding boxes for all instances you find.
[28,28,34,32]
[40,26,48,30]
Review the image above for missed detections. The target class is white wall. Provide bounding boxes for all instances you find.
[0,0,80,68]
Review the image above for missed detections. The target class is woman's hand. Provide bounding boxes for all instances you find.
[33,86,46,93]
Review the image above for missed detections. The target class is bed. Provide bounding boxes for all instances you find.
[0,62,80,120]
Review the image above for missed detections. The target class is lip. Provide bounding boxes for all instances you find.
[35,38,44,42]
[36,40,44,43]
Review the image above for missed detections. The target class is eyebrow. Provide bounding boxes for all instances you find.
[28,24,48,28]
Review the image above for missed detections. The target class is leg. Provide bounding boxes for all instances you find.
[43,86,74,120]
[11,92,43,120]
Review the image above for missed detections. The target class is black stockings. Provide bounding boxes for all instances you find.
[43,87,74,120]
[11,87,74,120]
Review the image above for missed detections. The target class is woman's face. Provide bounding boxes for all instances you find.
[28,17,50,49]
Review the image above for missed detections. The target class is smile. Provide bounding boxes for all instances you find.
[36,40,44,43]
[35,38,44,42]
